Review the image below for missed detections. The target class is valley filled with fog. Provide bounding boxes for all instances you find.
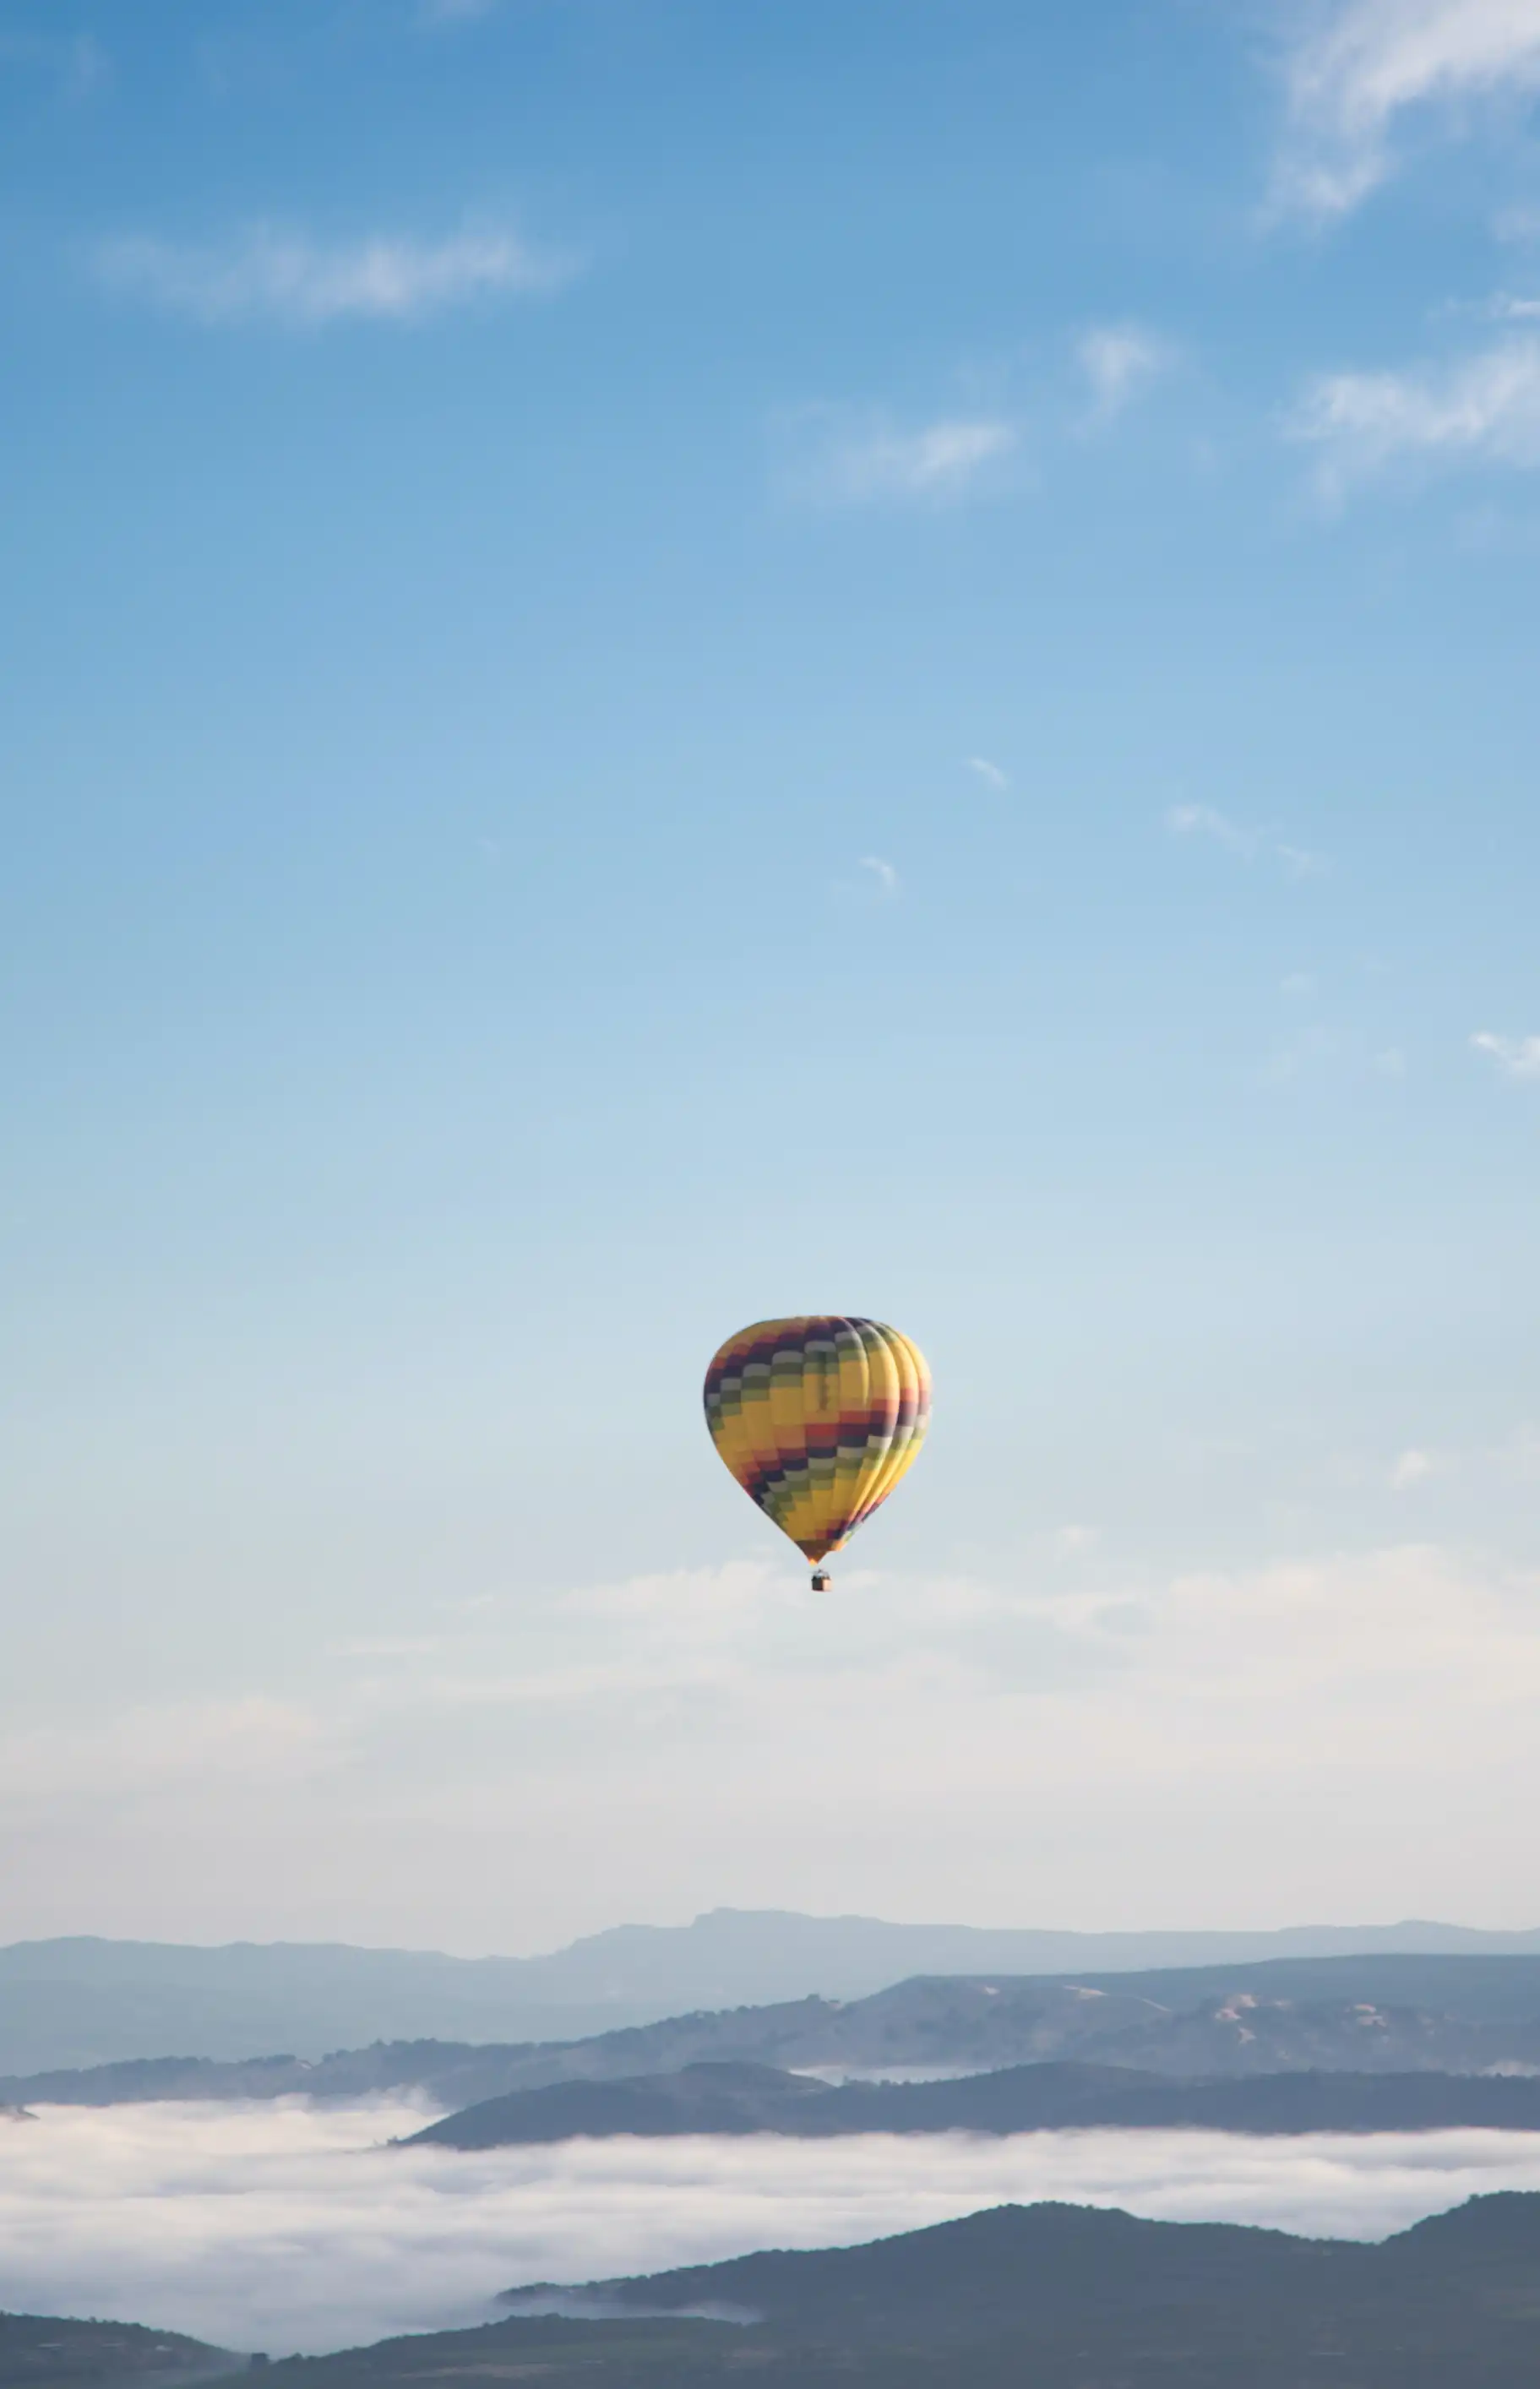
[7,2099,1540,2355]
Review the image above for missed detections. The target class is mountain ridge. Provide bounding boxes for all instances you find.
[5,1909,1540,2071]
[14,1953,1540,2103]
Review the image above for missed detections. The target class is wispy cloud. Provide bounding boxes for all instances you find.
[1472,1028,1540,1075]
[1292,336,1540,497]
[1166,803,1258,857]
[0,29,108,100]
[966,756,1010,792]
[1165,806,1329,878]
[1276,0,1540,218]
[1077,323,1173,421]
[0,1697,330,1807]
[1390,1447,1439,1488]
[92,221,574,328]
[801,415,1018,506]
[860,855,901,900]
[1263,1025,1409,1085]
[1276,841,1330,879]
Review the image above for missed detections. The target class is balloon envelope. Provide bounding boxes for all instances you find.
[704,1316,931,1565]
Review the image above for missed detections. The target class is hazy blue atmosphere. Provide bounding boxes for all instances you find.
[4,0,1540,1949]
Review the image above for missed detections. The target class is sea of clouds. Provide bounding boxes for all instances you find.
[5,2100,1540,2357]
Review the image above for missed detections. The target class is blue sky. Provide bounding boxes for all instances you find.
[5,0,1540,1950]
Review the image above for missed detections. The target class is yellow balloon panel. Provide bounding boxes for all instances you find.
[704,1316,931,1565]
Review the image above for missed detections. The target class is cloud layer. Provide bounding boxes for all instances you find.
[6,2101,1540,2355]
[4,1537,1540,1949]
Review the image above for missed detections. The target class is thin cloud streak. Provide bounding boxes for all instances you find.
[0,29,109,99]
[8,2099,1540,2354]
[1472,1029,1540,1075]
[967,757,1010,791]
[92,222,574,327]
[1276,0,1540,217]
[1292,336,1540,497]
[1165,806,1329,876]
[802,416,1018,505]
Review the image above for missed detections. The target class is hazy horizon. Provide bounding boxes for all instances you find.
[12,1907,1540,1965]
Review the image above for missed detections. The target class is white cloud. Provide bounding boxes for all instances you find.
[859,855,900,900]
[808,416,1018,505]
[1472,1027,1540,1074]
[0,1698,330,1809]
[966,756,1010,792]
[1276,0,1540,218]
[1390,1448,1438,1488]
[92,221,573,328]
[1078,323,1172,420]
[8,2100,1540,2357]
[1292,336,1540,496]
[1166,803,1258,855]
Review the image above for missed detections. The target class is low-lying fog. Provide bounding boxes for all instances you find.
[5,2099,1540,2357]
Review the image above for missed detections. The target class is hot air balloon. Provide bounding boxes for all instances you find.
[703,1316,931,1588]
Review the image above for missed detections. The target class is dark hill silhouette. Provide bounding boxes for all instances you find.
[516,2196,1375,2337]
[253,2191,1540,2389]
[409,2054,1540,2146]
[0,2314,236,2389]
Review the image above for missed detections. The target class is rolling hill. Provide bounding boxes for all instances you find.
[408,2054,1540,2145]
[248,2191,1540,2387]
